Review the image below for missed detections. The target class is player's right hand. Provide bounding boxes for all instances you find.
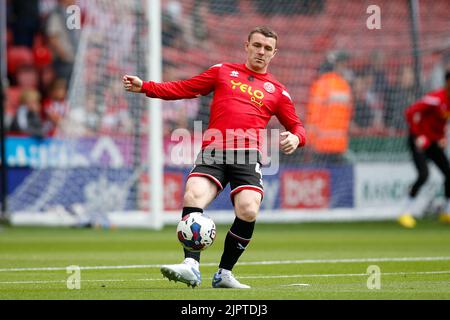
[123,75,143,93]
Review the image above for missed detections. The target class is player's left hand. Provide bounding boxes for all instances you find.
[280,131,300,155]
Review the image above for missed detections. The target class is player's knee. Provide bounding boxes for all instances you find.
[235,197,260,222]
[183,187,204,206]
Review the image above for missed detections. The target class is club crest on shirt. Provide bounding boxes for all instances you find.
[264,82,275,94]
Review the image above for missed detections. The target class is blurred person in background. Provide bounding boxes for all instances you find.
[350,71,375,135]
[399,70,450,228]
[305,50,353,163]
[355,50,390,135]
[427,51,450,92]
[42,78,69,136]
[162,0,185,48]
[9,89,46,138]
[14,65,40,90]
[189,0,210,50]
[8,0,40,48]
[384,65,417,134]
[5,65,40,130]
[39,0,59,20]
[39,65,57,98]
[46,0,80,83]
[368,50,390,100]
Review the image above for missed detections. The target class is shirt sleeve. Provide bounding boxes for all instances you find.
[141,65,220,100]
[275,90,307,147]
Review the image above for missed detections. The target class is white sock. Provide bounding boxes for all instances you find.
[219,268,231,275]
[184,258,199,269]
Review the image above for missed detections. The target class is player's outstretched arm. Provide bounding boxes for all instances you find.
[123,65,219,100]
[123,75,143,93]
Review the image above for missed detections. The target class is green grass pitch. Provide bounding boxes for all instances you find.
[0,220,449,300]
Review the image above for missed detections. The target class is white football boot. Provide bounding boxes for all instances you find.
[212,269,250,289]
[160,258,202,288]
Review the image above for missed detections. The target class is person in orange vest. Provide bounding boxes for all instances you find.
[305,51,353,163]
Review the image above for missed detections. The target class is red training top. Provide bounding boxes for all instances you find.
[141,63,306,151]
[405,88,450,143]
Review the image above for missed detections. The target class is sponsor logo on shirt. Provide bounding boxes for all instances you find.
[230,79,265,107]
[230,71,239,78]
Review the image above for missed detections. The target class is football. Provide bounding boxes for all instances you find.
[177,212,216,252]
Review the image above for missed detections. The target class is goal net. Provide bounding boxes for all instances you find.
[8,0,450,227]
[9,0,156,227]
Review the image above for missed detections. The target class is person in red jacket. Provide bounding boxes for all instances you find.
[123,26,306,288]
[399,70,450,228]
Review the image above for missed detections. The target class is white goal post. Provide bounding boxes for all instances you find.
[148,0,164,230]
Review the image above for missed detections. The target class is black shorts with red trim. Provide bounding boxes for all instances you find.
[188,149,264,202]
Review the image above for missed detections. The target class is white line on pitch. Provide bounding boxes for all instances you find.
[0,256,449,273]
[239,270,450,279]
[1,270,450,285]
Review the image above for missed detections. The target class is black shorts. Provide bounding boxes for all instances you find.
[188,149,264,202]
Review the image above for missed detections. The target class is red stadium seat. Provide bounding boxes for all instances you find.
[7,46,34,75]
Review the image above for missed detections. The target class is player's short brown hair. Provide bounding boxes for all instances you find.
[248,26,278,47]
